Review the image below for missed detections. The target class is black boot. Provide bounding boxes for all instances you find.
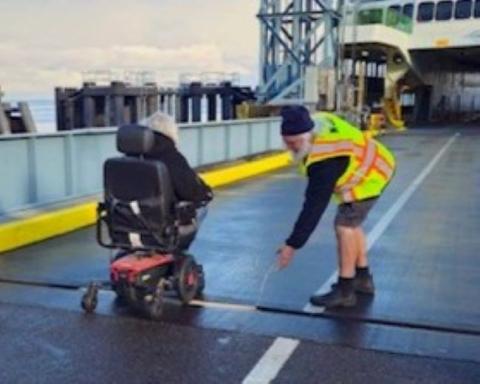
[310,277,357,308]
[355,267,375,295]
[331,269,375,295]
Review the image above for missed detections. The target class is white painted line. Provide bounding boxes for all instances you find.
[242,337,300,384]
[365,133,458,250]
[190,299,257,312]
[304,133,459,314]
[90,290,258,312]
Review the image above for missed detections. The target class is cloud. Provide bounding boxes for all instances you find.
[0,42,253,96]
[0,0,259,98]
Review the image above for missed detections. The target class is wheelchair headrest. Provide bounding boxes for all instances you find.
[117,124,155,156]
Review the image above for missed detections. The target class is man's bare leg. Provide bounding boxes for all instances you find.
[310,224,358,307]
[354,227,368,268]
[353,226,375,294]
[335,225,358,278]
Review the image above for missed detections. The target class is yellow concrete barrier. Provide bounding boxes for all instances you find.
[200,152,291,188]
[0,152,291,253]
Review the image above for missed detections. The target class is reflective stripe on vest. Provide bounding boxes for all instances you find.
[335,139,377,201]
[374,155,394,180]
[310,140,355,158]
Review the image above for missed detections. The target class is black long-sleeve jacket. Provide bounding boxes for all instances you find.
[286,157,349,249]
[146,132,213,208]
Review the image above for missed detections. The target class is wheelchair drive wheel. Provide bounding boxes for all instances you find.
[176,255,203,304]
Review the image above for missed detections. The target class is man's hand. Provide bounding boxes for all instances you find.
[277,245,296,269]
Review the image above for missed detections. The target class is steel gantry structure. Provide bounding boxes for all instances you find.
[257,0,342,105]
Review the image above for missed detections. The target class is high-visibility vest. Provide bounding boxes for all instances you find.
[300,112,396,203]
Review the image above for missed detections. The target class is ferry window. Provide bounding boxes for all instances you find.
[455,0,472,19]
[475,0,480,17]
[417,2,435,21]
[387,5,401,24]
[357,8,384,24]
[436,1,453,20]
[403,3,414,17]
[389,5,401,14]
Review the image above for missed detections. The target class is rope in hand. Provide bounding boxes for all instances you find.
[254,260,280,308]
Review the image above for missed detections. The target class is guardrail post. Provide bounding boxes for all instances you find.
[266,119,273,150]
[247,121,253,155]
[64,133,77,196]
[27,136,38,204]
[197,125,204,165]
[225,123,231,161]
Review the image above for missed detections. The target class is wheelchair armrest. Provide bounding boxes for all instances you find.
[175,201,196,224]
[96,202,114,249]
[97,202,107,216]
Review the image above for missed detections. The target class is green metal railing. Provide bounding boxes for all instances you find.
[356,8,413,34]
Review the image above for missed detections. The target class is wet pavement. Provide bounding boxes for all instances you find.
[1,129,480,383]
[2,301,479,384]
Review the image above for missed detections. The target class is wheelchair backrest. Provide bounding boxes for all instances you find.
[102,124,177,251]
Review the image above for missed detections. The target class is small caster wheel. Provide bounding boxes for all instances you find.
[145,278,166,320]
[176,255,200,305]
[81,282,99,313]
[147,299,163,320]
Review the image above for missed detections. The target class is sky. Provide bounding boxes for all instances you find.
[0,0,259,99]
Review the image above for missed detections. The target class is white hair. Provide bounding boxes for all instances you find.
[141,111,179,145]
[291,132,314,163]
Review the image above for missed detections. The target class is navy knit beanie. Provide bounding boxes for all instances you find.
[280,105,314,136]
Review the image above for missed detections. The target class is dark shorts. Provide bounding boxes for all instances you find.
[334,198,377,228]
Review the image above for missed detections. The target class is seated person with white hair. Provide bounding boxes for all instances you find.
[141,112,213,246]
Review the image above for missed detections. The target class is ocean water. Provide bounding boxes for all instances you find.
[26,99,56,133]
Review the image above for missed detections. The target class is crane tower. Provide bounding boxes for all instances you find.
[257,0,342,106]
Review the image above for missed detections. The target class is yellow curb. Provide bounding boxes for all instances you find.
[0,152,292,253]
[200,152,291,188]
